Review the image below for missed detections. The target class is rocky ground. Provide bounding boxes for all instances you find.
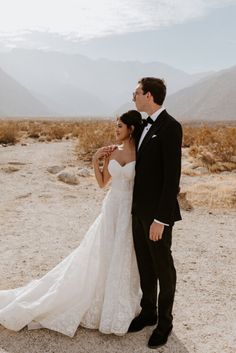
[0,139,235,353]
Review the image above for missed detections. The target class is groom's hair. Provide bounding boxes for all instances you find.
[138,77,166,105]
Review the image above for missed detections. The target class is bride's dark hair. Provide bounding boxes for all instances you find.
[119,110,142,140]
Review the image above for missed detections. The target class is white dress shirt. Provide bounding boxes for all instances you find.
[138,107,169,227]
[138,106,166,149]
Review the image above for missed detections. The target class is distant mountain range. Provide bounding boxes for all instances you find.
[166,66,236,121]
[116,66,236,121]
[0,49,235,121]
[0,49,211,117]
[0,67,50,117]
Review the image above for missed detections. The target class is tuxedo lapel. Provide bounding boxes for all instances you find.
[137,110,167,159]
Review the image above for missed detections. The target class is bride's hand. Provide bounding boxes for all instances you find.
[93,148,105,162]
[100,145,118,158]
[93,145,117,162]
[105,144,118,155]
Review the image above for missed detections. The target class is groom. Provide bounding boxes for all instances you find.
[129,77,182,348]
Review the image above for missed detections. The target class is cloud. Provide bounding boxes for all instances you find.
[0,0,235,39]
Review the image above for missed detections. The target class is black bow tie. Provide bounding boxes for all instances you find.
[143,116,154,127]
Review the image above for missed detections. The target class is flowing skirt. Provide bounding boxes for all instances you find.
[0,189,141,337]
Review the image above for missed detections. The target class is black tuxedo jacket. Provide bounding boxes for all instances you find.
[132,110,182,226]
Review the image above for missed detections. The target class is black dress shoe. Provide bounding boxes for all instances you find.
[128,313,157,333]
[148,325,173,349]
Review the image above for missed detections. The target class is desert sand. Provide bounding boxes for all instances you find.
[0,139,235,353]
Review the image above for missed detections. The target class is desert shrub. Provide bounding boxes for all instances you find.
[1,119,235,172]
[0,118,115,159]
[0,122,19,144]
[75,120,115,161]
[27,121,42,138]
[46,124,68,140]
[2,119,79,141]
[184,125,236,172]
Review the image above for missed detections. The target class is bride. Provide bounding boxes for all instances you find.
[0,110,143,337]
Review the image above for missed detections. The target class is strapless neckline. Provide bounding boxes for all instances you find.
[109,159,135,168]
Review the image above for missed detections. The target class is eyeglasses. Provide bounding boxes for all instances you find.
[132,90,145,100]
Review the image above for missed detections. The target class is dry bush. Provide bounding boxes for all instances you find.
[184,124,236,172]
[45,124,70,140]
[0,119,84,142]
[0,119,115,161]
[184,177,236,209]
[27,122,41,138]
[3,119,235,172]
[181,168,198,176]
[0,121,19,144]
[75,120,115,161]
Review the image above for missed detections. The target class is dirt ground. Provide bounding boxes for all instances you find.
[0,140,235,353]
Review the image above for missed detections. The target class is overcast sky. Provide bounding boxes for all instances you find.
[0,0,235,72]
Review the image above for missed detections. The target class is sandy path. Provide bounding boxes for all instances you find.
[0,140,235,353]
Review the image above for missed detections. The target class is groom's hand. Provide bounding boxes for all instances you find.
[149,222,164,241]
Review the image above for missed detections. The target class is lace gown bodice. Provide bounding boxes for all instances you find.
[108,159,135,193]
[0,159,141,337]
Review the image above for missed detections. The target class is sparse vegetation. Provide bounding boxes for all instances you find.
[183,124,236,172]
[0,118,115,146]
[74,120,115,161]
[0,121,19,144]
[0,119,235,172]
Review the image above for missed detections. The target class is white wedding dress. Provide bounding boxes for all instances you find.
[0,159,141,337]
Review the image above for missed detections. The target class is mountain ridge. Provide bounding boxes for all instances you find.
[0,49,211,117]
[166,65,236,121]
[0,67,51,117]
